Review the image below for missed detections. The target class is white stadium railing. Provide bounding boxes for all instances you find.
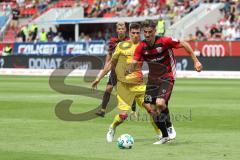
[1,69,240,79]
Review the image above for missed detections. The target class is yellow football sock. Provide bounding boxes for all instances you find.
[111,114,123,129]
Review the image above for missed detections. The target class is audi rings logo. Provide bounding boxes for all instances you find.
[202,44,225,57]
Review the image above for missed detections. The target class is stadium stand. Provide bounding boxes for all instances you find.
[188,0,240,41]
[0,0,239,42]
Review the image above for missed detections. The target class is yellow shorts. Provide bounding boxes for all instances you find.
[116,81,146,111]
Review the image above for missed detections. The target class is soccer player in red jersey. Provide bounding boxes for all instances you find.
[127,20,202,144]
[95,22,137,117]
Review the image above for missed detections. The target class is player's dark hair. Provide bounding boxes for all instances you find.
[142,19,157,28]
[129,23,141,30]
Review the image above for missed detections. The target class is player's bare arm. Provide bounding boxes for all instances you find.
[103,54,112,69]
[91,59,117,89]
[179,41,203,72]
[125,59,138,75]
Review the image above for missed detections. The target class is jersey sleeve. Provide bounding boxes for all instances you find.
[112,43,121,60]
[162,37,181,49]
[133,43,144,61]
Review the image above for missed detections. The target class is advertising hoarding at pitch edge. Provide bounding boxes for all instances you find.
[5,41,240,56]
[1,41,240,56]
[12,41,106,55]
[0,43,14,55]
[173,41,240,57]
[1,56,240,71]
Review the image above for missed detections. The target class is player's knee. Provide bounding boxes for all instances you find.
[106,85,113,93]
[156,98,166,110]
[119,113,128,121]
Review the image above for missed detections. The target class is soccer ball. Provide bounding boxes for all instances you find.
[117,134,134,149]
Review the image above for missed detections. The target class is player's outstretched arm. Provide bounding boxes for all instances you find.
[91,60,112,90]
[125,59,138,75]
[103,54,111,70]
[180,41,203,72]
[126,42,143,75]
[91,59,117,90]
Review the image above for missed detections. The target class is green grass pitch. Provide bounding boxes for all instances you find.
[0,76,240,160]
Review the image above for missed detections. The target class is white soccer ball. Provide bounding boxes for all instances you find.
[117,134,134,149]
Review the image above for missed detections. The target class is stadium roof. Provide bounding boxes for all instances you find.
[37,16,161,24]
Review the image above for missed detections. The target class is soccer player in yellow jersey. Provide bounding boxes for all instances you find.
[95,22,137,118]
[91,23,160,142]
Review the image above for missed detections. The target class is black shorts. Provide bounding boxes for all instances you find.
[107,70,117,86]
[144,78,174,104]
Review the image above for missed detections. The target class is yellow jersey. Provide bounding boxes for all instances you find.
[112,40,143,84]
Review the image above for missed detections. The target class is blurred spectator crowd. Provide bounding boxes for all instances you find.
[15,24,66,42]
[0,0,58,17]
[1,0,203,24]
[0,0,240,42]
[79,0,201,24]
[187,0,240,41]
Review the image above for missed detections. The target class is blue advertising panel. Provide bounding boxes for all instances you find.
[13,41,106,55]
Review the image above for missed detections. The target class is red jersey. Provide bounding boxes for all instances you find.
[133,36,180,80]
[108,36,129,55]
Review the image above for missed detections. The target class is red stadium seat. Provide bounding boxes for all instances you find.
[20,8,38,16]
[103,13,114,18]
[2,28,16,43]
[55,0,76,8]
